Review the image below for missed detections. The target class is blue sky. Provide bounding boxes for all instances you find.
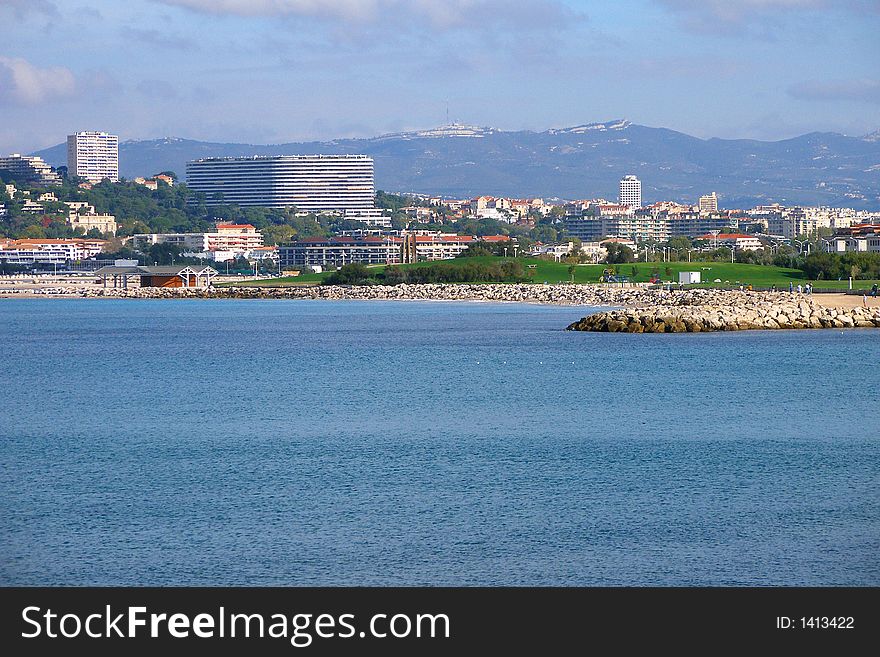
[1,0,878,153]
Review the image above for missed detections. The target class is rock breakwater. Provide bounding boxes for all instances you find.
[566,289,880,332]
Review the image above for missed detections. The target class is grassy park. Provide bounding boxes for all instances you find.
[223,256,880,291]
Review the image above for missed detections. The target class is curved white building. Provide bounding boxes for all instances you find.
[186,155,375,212]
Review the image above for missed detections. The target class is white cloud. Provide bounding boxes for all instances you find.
[0,57,76,105]
[154,0,576,29]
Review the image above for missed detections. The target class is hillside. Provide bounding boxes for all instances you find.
[33,121,880,209]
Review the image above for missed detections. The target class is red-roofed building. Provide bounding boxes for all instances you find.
[0,238,106,265]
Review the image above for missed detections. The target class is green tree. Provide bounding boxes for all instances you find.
[324,263,373,285]
[604,243,635,264]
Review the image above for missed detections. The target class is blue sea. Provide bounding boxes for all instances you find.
[1,299,878,586]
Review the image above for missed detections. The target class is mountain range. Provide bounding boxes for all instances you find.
[32,120,880,210]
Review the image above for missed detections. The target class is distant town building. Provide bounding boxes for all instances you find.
[186,155,376,214]
[699,192,718,214]
[619,175,642,208]
[67,131,119,183]
[0,154,61,186]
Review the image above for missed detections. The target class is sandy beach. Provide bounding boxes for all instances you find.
[812,292,880,309]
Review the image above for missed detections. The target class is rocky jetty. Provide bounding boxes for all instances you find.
[566,289,880,332]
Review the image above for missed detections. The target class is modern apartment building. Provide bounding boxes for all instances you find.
[563,213,738,242]
[280,236,398,268]
[279,233,507,268]
[186,155,376,213]
[619,175,642,208]
[563,215,668,242]
[67,132,119,183]
[0,154,61,185]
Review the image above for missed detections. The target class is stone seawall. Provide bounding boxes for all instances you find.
[566,290,880,332]
[78,283,664,306]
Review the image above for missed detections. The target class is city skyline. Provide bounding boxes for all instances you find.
[1,1,879,155]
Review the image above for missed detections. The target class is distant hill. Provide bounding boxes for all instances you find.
[33,121,880,209]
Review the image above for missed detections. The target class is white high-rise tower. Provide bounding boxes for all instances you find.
[67,131,119,183]
[619,175,641,208]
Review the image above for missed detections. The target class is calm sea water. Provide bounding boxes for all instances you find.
[1,299,878,586]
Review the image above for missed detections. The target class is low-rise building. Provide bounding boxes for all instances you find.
[20,200,45,214]
[531,241,607,262]
[134,177,159,191]
[64,202,117,235]
[0,238,107,265]
[131,223,264,254]
[825,224,880,253]
[69,213,118,235]
[695,233,764,250]
[94,264,218,288]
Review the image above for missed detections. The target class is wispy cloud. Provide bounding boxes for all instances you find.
[154,0,580,30]
[789,78,880,103]
[654,0,876,33]
[0,56,76,104]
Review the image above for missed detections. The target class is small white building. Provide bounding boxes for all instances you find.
[679,271,701,284]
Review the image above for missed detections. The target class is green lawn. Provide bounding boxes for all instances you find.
[224,257,880,291]
[218,271,325,286]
